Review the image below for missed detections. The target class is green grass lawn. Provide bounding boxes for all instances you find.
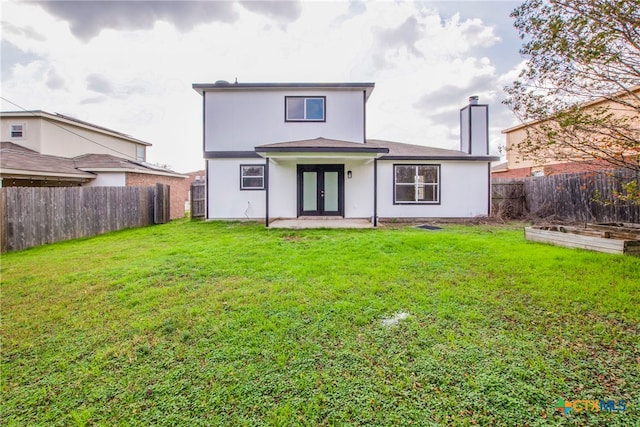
[2,220,639,426]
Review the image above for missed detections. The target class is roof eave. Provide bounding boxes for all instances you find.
[255,147,388,154]
[192,82,376,99]
[78,167,187,178]
[0,168,96,179]
[379,155,501,161]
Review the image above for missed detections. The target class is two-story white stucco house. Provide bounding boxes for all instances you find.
[192,81,498,226]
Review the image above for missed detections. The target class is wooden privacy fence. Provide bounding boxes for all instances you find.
[491,180,526,219]
[0,184,170,253]
[190,181,206,219]
[492,169,639,223]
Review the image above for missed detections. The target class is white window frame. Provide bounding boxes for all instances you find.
[240,164,265,190]
[393,164,440,205]
[285,96,326,122]
[10,124,25,138]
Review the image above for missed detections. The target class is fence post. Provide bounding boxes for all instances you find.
[154,183,170,224]
[0,188,7,253]
[190,181,206,219]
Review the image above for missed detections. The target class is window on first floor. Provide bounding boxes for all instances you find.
[240,164,265,190]
[10,124,24,138]
[394,164,440,204]
[285,96,325,122]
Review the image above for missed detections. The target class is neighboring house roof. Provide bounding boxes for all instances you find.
[0,141,94,181]
[74,153,186,178]
[1,142,185,181]
[193,81,376,100]
[1,110,152,146]
[491,161,508,172]
[254,137,499,161]
[491,162,509,172]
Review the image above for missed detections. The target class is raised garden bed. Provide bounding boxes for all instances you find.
[525,223,640,256]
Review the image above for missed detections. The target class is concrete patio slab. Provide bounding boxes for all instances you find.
[268,218,374,229]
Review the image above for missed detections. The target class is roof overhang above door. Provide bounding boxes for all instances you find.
[255,137,388,161]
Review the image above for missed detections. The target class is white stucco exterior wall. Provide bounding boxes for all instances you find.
[207,157,491,220]
[376,160,491,218]
[267,158,374,219]
[265,160,296,218]
[207,158,267,219]
[84,172,126,187]
[344,160,375,218]
[204,89,366,150]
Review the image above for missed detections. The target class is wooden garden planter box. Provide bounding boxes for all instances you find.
[525,223,640,256]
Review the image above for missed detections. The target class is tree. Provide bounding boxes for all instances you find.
[504,0,640,181]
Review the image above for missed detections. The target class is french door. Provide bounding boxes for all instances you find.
[297,165,344,216]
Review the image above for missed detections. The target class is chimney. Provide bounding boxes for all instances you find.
[460,96,488,155]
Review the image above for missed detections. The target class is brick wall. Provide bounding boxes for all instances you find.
[492,159,620,179]
[125,173,188,219]
[492,167,532,179]
[542,160,615,176]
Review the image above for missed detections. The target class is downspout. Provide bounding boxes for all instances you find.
[265,158,270,227]
[203,91,209,219]
[487,162,492,216]
[373,158,378,226]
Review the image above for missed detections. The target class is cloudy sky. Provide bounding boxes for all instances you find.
[1,0,525,172]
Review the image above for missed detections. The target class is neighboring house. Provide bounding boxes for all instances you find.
[0,111,188,219]
[495,86,640,178]
[192,81,498,225]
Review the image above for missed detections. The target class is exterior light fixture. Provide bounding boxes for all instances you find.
[347,170,352,179]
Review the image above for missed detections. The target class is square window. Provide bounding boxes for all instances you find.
[10,124,24,138]
[240,165,265,190]
[285,96,325,122]
[394,164,440,204]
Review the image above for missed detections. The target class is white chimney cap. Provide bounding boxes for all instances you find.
[469,96,479,105]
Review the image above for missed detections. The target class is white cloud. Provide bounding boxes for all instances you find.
[1,1,522,171]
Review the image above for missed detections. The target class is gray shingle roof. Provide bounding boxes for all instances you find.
[1,142,185,180]
[256,137,388,153]
[1,142,95,178]
[368,139,499,160]
[255,137,499,160]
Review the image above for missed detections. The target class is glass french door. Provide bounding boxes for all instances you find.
[297,165,344,216]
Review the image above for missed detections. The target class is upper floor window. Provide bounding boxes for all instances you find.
[136,145,146,162]
[285,96,325,122]
[394,164,440,204]
[10,124,24,138]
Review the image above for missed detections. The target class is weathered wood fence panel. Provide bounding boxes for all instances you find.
[492,169,639,223]
[0,185,170,252]
[190,181,206,219]
[492,179,526,219]
[153,183,170,225]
